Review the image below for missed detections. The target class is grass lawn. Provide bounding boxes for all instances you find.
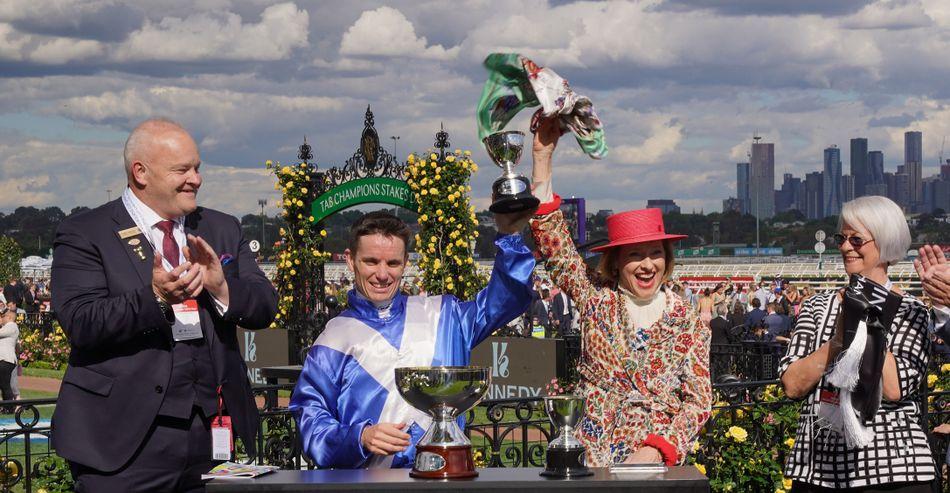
[22,367,65,380]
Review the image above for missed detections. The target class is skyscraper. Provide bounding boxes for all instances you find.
[805,171,824,220]
[905,131,923,207]
[750,141,775,219]
[842,174,855,203]
[850,138,868,197]
[823,146,842,216]
[736,162,750,215]
[866,150,885,195]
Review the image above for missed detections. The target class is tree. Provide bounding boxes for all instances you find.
[0,236,22,283]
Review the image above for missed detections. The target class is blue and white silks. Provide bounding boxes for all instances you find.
[289,234,535,469]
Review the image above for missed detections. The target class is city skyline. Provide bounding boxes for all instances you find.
[724,129,950,218]
[1,1,950,216]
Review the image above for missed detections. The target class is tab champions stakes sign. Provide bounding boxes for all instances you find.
[311,177,416,223]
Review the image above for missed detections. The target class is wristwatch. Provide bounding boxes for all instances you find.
[156,296,175,324]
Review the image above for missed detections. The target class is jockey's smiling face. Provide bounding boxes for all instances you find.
[345,233,407,305]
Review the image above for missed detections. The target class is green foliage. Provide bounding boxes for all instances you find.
[0,236,22,283]
[264,160,330,329]
[31,454,74,493]
[691,384,799,493]
[406,150,485,300]
[19,321,69,370]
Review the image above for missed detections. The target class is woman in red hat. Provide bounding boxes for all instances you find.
[527,117,711,467]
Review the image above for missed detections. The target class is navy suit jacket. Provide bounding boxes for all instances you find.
[51,199,277,472]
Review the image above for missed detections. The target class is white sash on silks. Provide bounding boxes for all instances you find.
[316,295,443,468]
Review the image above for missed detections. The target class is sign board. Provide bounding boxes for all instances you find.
[675,247,721,257]
[311,177,416,223]
[814,242,826,254]
[238,328,289,385]
[815,230,826,242]
[249,240,260,253]
[470,337,564,400]
[734,247,783,256]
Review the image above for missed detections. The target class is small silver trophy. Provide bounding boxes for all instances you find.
[482,130,540,214]
[540,395,592,478]
[395,366,491,479]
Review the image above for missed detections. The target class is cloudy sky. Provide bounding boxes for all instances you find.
[1,0,949,216]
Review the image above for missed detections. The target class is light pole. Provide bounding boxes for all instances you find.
[258,199,267,255]
[107,189,112,202]
[390,135,400,159]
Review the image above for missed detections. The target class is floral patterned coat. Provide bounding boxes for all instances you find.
[530,209,712,466]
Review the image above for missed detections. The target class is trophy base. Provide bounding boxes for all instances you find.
[490,176,539,214]
[410,444,478,479]
[540,448,593,478]
[489,194,540,214]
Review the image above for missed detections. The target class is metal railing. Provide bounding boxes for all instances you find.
[7,357,950,492]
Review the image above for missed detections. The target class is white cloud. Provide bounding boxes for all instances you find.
[841,0,933,30]
[340,6,460,61]
[115,2,308,61]
[613,118,685,165]
[56,86,343,125]
[0,23,29,61]
[30,38,104,64]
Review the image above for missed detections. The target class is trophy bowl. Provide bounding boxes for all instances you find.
[541,395,592,478]
[482,131,540,214]
[395,366,491,479]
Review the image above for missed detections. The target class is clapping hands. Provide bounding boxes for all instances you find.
[913,244,950,307]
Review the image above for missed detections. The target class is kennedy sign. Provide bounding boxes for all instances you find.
[311,177,416,223]
[238,328,289,385]
[471,337,564,400]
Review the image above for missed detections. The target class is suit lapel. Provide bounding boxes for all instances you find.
[111,200,152,287]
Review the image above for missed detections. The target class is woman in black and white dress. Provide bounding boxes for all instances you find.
[779,196,937,492]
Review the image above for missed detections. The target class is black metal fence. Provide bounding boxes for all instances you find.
[7,353,950,492]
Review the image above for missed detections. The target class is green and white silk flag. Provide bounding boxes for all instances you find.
[476,53,608,159]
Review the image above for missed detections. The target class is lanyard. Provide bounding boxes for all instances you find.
[121,188,180,271]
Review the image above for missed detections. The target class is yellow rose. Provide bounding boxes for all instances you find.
[284,199,292,207]
[279,228,286,235]
[728,426,747,442]
[419,214,428,222]
[321,230,327,237]
[783,478,792,490]
[436,209,443,216]
[296,200,304,207]
[785,437,794,448]
[433,259,441,269]
[301,187,308,194]
[421,189,428,196]
[265,160,273,166]
[298,229,305,235]
[446,155,455,163]
[312,249,320,257]
[694,463,706,475]
[464,150,471,156]
[736,408,744,419]
[446,283,454,290]
[309,216,315,222]
[294,259,301,265]
[408,154,415,164]
[286,181,294,188]
[281,166,291,174]
[429,187,438,195]
[434,174,441,180]
[430,153,437,160]
[928,374,938,387]
[942,363,950,373]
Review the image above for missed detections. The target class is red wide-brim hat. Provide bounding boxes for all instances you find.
[590,208,687,253]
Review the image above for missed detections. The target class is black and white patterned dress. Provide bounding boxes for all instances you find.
[778,291,935,488]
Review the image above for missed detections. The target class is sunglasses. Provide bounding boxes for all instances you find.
[833,233,875,248]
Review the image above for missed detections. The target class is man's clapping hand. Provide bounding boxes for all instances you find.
[914,244,950,307]
[151,253,202,304]
[360,422,410,456]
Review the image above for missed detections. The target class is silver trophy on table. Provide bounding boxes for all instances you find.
[483,130,540,213]
[395,366,491,479]
[541,395,592,478]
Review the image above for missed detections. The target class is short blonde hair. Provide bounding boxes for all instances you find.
[839,195,910,266]
[596,240,676,285]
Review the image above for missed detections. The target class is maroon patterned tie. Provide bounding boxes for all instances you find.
[156,220,179,269]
